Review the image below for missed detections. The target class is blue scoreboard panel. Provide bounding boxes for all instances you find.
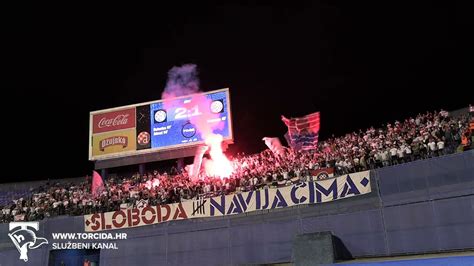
[150,89,232,150]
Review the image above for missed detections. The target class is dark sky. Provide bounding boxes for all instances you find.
[2,2,474,181]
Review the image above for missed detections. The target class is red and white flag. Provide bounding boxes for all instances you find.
[281,112,320,150]
[282,112,320,133]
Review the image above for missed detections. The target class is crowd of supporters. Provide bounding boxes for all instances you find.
[1,109,472,223]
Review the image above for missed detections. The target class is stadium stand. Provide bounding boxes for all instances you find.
[0,109,472,223]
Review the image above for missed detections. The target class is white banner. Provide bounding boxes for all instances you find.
[84,171,371,232]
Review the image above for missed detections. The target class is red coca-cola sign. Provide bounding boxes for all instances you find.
[92,108,136,134]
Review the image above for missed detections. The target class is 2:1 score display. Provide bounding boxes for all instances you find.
[154,106,201,123]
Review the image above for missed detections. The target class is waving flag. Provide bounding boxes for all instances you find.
[282,112,320,150]
[91,170,104,198]
[262,137,285,156]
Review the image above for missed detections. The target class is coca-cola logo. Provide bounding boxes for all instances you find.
[92,108,135,134]
[98,114,129,129]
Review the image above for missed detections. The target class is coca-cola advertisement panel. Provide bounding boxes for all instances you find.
[92,108,136,134]
[91,128,136,157]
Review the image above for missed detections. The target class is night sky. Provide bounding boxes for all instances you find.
[3,2,473,182]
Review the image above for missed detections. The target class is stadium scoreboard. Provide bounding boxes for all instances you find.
[89,88,233,161]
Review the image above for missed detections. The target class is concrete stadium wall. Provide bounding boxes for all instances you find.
[0,151,472,265]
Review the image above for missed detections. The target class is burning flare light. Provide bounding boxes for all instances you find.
[204,134,233,178]
[161,64,233,179]
[186,94,233,179]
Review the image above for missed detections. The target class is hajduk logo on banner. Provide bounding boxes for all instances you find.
[84,171,371,232]
[310,167,334,180]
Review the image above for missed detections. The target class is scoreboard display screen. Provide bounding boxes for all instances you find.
[89,88,233,160]
[150,90,231,149]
